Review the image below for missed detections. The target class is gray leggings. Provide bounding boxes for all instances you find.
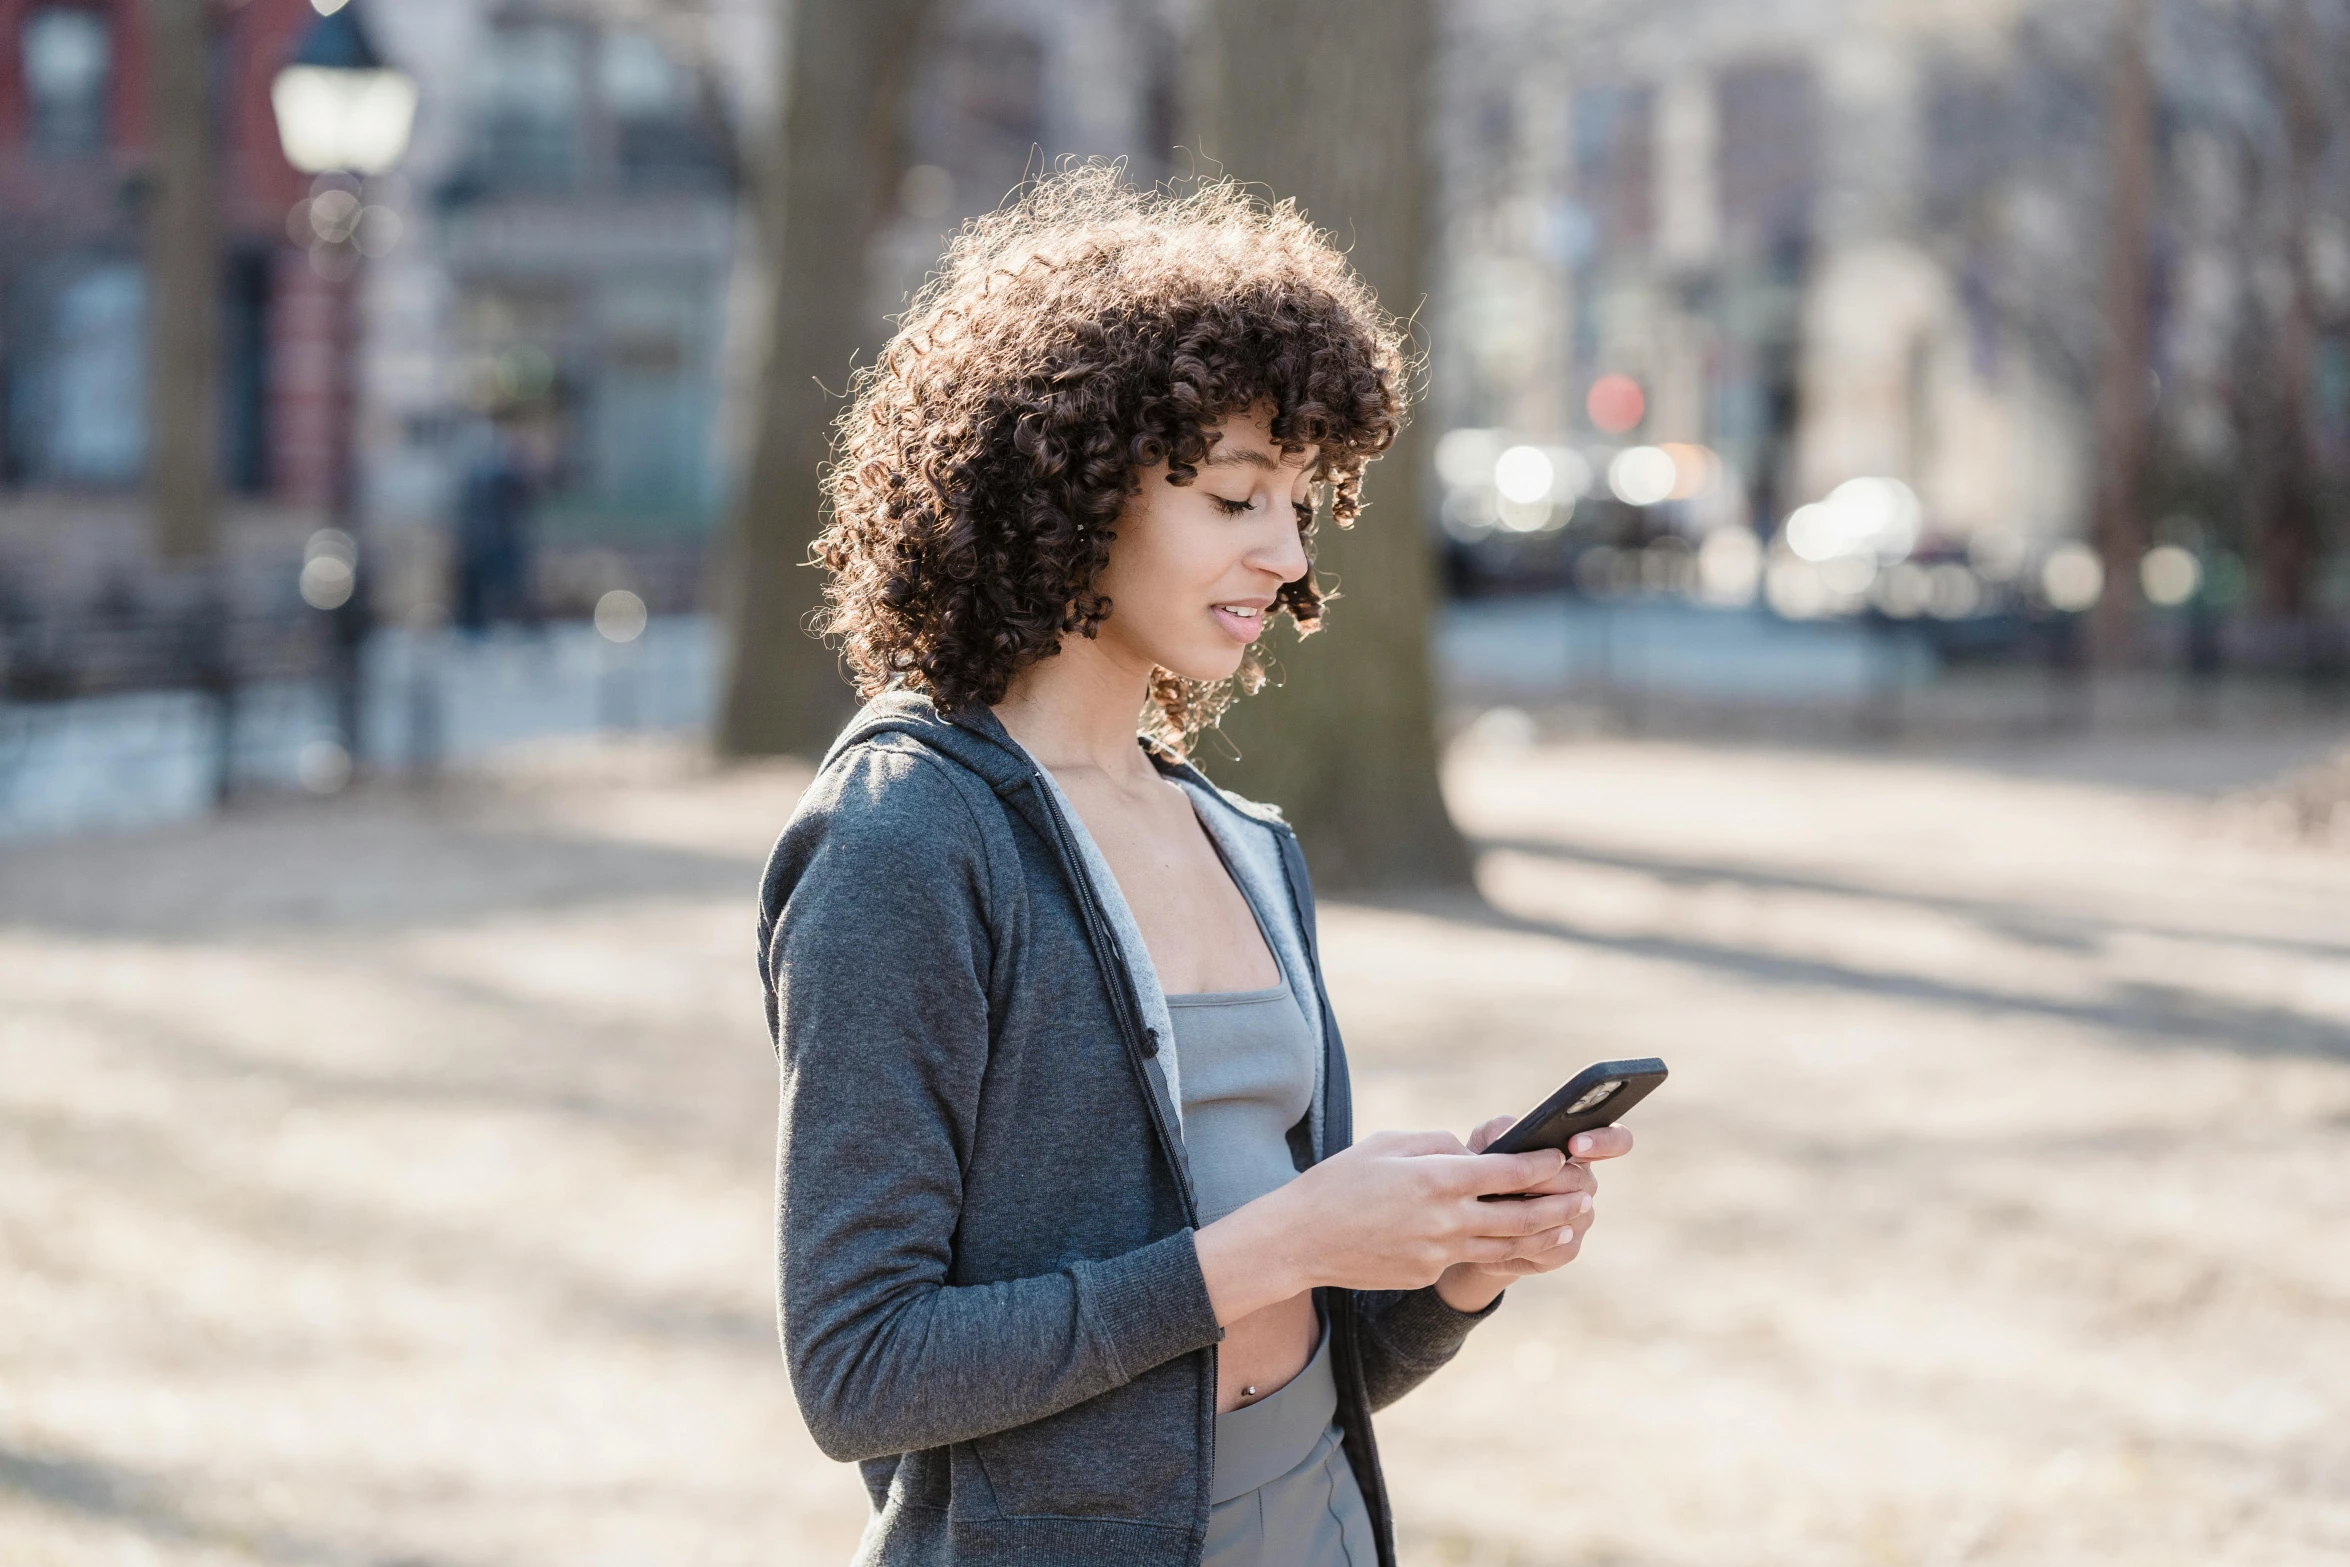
[1204,1325,1377,1566]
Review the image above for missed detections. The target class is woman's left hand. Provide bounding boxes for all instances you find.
[1432,1120,1635,1313]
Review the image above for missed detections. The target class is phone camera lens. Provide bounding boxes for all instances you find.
[1563,1080,1622,1116]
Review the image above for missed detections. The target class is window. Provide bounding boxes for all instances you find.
[478,22,583,186]
[222,251,272,493]
[587,276,712,521]
[1716,62,1817,265]
[23,7,110,156]
[598,29,678,120]
[1573,84,1655,261]
[13,262,148,484]
[600,28,713,186]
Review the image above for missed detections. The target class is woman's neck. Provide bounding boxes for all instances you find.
[991,635,1159,785]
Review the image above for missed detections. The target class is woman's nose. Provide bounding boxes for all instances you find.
[1253,511,1311,579]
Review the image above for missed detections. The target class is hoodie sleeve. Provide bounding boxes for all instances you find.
[761,741,1222,1464]
[1349,1285,1504,1411]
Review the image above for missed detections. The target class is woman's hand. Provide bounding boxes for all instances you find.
[1430,1120,1636,1313]
[1193,1131,1585,1325]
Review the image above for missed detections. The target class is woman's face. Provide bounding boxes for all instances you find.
[1093,405,1317,684]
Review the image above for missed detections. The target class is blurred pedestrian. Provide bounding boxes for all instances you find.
[758,170,1635,1567]
[452,411,540,635]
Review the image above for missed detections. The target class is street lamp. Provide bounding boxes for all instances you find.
[268,0,416,783]
[269,1,416,177]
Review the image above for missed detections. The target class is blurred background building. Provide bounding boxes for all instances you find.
[0,0,1177,608]
[1435,0,2350,664]
[3,0,2348,837]
[1,2,320,519]
[369,0,744,615]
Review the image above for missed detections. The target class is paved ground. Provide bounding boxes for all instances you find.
[5,724,2349,1567]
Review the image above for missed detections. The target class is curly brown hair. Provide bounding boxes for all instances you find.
[812,164,1411,752]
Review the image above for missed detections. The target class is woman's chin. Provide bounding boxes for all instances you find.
[1155,646,1248,685]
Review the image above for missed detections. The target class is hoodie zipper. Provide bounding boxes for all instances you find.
[1026,770,1226,1546]
[1026,771,1201,1228]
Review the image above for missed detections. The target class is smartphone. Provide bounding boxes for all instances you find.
[1482,1057,1667,1160]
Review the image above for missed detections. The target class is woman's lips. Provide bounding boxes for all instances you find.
[1211,603,1266,643]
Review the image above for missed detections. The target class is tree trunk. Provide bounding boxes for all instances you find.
[717,0,939,757]
[2257,0,2323,625]
[2089,0,2154,667]
[143,0,220,563]
[1187,0,1470,890]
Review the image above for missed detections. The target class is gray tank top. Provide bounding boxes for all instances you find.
[1165,983,1317,1225]
[1169,971,1369,1563]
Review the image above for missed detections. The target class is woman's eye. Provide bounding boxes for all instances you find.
[1212,496,1255,516]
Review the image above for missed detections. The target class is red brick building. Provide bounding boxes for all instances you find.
[0,0,348,509]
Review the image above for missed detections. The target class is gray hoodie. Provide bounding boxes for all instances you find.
[759,693,1499,1567]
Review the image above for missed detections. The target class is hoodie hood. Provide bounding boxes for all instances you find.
[818,689,1257,817]
[816,690,1042,798]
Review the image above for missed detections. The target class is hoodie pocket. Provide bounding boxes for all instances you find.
[967,1358,1201,1523]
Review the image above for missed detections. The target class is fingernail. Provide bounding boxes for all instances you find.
[1576,1193,1593,1215]
[1569,1134,1592,1156]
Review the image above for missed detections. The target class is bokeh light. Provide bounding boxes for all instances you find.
[594,589,649,643]
[1495,496,1554,533]
[1659,442,1720,500]
[300,529,358,611]
[1494,445,1555,505]
[1545,446,1595,503]
[1435,428,1506,491]
[1877,561,1931,618]
[1440,486,1497,541]
[1926,562,1983,620]
[1765,556,1830,619]
[1968,530,2028,582]
[1781,478,1923,567]
[1785,504,1840,562]
[1586,373,1646,434]
[1459,706,1537,752]
[1608,446,1677,507]
[1819,552,1879,596]
[355,204,402,257]
[1696,527,1763,606]
[2141,544,2203,607]
[300,556,355,611]
[2041,544,2105,611]
[296,738,352,793]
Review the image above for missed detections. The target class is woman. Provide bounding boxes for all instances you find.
[759,169,1633,1567]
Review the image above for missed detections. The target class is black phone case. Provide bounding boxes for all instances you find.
[1482,1057,1668,1158]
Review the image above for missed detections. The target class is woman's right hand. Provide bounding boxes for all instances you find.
[1192,1131,1584,1325]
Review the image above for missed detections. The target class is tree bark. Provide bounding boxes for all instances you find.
[2088,0,2154,667]
[143,0,221,563]
[717,0,939,757]
[1187,0,1470,890]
